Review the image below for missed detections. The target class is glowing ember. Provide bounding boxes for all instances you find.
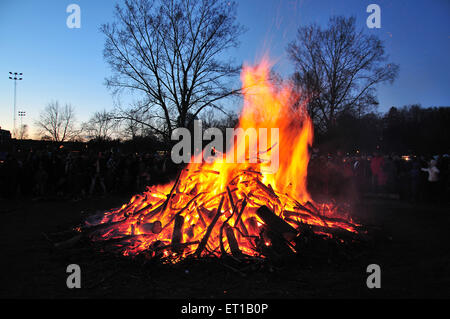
[84,58,359,261]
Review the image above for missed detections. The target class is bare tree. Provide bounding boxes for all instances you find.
[102,0,245,142]
[35,101,79,142]
[18,124,29,140]
[121,117,141,140]
[287,16,399,134]
[83,110,118,141]
[201,108,238,130]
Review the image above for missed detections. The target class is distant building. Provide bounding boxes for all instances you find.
[0,128,12,144]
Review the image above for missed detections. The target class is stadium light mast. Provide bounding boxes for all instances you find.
[18,111,26,139]
[8,72,23,138]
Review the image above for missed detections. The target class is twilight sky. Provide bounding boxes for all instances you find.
[0,0,449,138]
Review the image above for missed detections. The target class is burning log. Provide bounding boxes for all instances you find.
[82,219,126,234]
[283,210,312,220]
[139,204,164,222]
[226,186,236,214]
[256,205,297,241]
[172,215,185,253]
[225,224,242,257]
[234,198,247,228]
[262,229,296,257]
[161,169,182,214]
[220,191,240,256]
[140,221,162,234]
[305,201,320,215]
[195,195,224,257]
[245,216,260,234]
[285,217,356,241]
[256,179,280,203]
[160,192,204,233]
[254,206,297,257]
[195,206,207,227]
[285,209,357,232]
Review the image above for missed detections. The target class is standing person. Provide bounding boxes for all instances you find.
[410,158,421,201]
[370,152,387,194]
[89,152,107,196]
[421,159,440,202]
[34,163,48,197]
[383,155,397,196]
[106,153,117,193]
[353,155,366,200]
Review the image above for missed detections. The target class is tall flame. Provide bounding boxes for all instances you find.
[239,58,313,202]
[85,58,356,261]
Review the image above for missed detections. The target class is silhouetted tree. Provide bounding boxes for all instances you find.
[35,101,79,142]
[83,110,118,141]
[288,16,399,134]
[315,104,450,154]
[17,124,29,140]
[383,105,450,154]
[102,0,245,142]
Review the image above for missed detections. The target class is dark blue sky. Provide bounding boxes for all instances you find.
[1,0,449,137]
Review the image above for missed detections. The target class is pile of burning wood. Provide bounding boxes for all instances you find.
[51,59,362,265]
[77,167,360,264]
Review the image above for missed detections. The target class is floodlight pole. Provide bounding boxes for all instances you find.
[18,111,26,139]
[8,72,23,138]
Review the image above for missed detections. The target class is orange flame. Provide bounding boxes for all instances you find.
[86,58,357,261]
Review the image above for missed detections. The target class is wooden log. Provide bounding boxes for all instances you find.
[245,216,260,234]
[92,234,151,247]
[226,186,235,214]
[81,219,125,233]
[293,203,358,230]
[140,221,162,234]
[285,217,356,240]
[294,203,330,227]
[172,215,184,253]
[186,223,195,239]
[234,198,247,227]
[305,201,320,214]
[225,224,242,257]
[294,203,316,216]
[287,209,356,230]
[160,192,204,233]
[175,193,204,217]
[256,179,279,201]
[256,205,297,240]
[238,219,249,237]
[265,229,296,256]
[152,221,162,233]
[198,205,214,221]
[195,195,224,257]
[219,193,239,256]
[196,206,207,227]
[161,169,182,214]
[137,202,165,221]
[283,210,312,220]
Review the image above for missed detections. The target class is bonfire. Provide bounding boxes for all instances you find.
[81,59,359,262]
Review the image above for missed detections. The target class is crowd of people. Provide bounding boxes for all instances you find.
[0,147,177,200]
[1,146,449,204]
[308,151,450,203]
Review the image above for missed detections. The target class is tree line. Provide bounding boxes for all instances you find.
[316,104,450,154]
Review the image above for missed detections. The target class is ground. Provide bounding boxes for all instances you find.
[1,195,449,298]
